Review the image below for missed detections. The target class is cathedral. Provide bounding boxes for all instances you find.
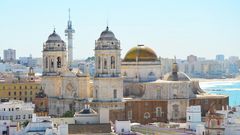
[41,13,228,123]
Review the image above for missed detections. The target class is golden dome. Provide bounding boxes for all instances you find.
[123,45,158,62]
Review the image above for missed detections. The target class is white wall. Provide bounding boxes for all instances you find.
[99,108,109,123]
[115,120,131,134]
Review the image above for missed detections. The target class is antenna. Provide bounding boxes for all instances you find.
[53,25,56,33]
[107,17,109,27]
[68,8,71,21]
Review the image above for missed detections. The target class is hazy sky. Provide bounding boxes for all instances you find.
[0,0,239,60]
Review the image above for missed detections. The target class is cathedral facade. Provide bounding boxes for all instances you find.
[41,30,90,116]
[40,16,228,123]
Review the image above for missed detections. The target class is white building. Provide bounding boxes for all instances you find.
[219,106,240,135]
[74,104,109,124]
[0,100,34,122]
[3,49,16,63]
[115,120,131,134]
[16,114,68,135]
[0,120,19,135]
[186,105,202,131]
[196,124,205,135]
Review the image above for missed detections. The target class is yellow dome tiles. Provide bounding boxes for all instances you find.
[123,45,158,62]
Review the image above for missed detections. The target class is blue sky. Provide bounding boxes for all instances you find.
[0,0,239,60]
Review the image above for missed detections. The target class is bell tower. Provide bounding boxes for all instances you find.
[93,26,123,101]
[42,29,67,76]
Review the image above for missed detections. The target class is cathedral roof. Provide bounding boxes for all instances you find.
[123,45,158,62]
[46,30,64,43]
[98,26,117,41]
[164,72,191,81]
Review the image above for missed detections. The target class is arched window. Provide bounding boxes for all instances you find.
[144,112,150,119]
[123,72,127,77]
[111,56,115,69]
[157,89,161,99]
[57,57,61,68]
[95,89,98,98]
[156,107,162,117]
[148,72,156,81]
[98,56,101,69]
[51,59,54,68]
[113,89,117,99]
[127,110,132,120]
[104,58,107,69]
[172,104,179,118]
[45,57,48,68]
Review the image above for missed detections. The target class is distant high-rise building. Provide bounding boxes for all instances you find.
[216,54,224,61]
[187,55,197,63]
[3,49,16,63]
[229,56,239,63]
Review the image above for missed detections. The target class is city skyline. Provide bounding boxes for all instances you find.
[0,0,239,59]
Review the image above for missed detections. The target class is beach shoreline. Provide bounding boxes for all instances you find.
[192,78,240,82]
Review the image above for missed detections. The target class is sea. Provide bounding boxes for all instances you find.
[199,80,240,107]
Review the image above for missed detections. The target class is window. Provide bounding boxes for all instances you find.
[3,86,5,90]
[14,92,16,96]
[30,86,32,89]
[30,97,32,101]
[204,99,208,104]
[19,91,22,96]
[8,92,11,96]
[95,89,98,98]
[30,91,32,95]
[156,107,162,117]
[25,91,27,95]
[57,57,61,68]
[20,86,22,89]
[111,56,115,69]
[172,104,179,118]
[157,90,161,99]
[189,116,191,120]
[113,89,117,99]
[25,98,27,102]
[46,57,48,68]
[217,120,220,126]
[104,58,107,69]
[144,112,151,119]
[123,72,127,77]
[98,56,101,69]
[23,115,25,119]
[51,59,54,68]
[14,86,16,89]
[128,110,132,120]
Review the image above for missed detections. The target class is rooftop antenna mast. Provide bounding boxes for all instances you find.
[65,8,75,70]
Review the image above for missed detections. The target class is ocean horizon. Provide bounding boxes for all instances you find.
[199,80,240,107]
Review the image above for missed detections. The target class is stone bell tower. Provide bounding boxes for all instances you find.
[93,26,123,102]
